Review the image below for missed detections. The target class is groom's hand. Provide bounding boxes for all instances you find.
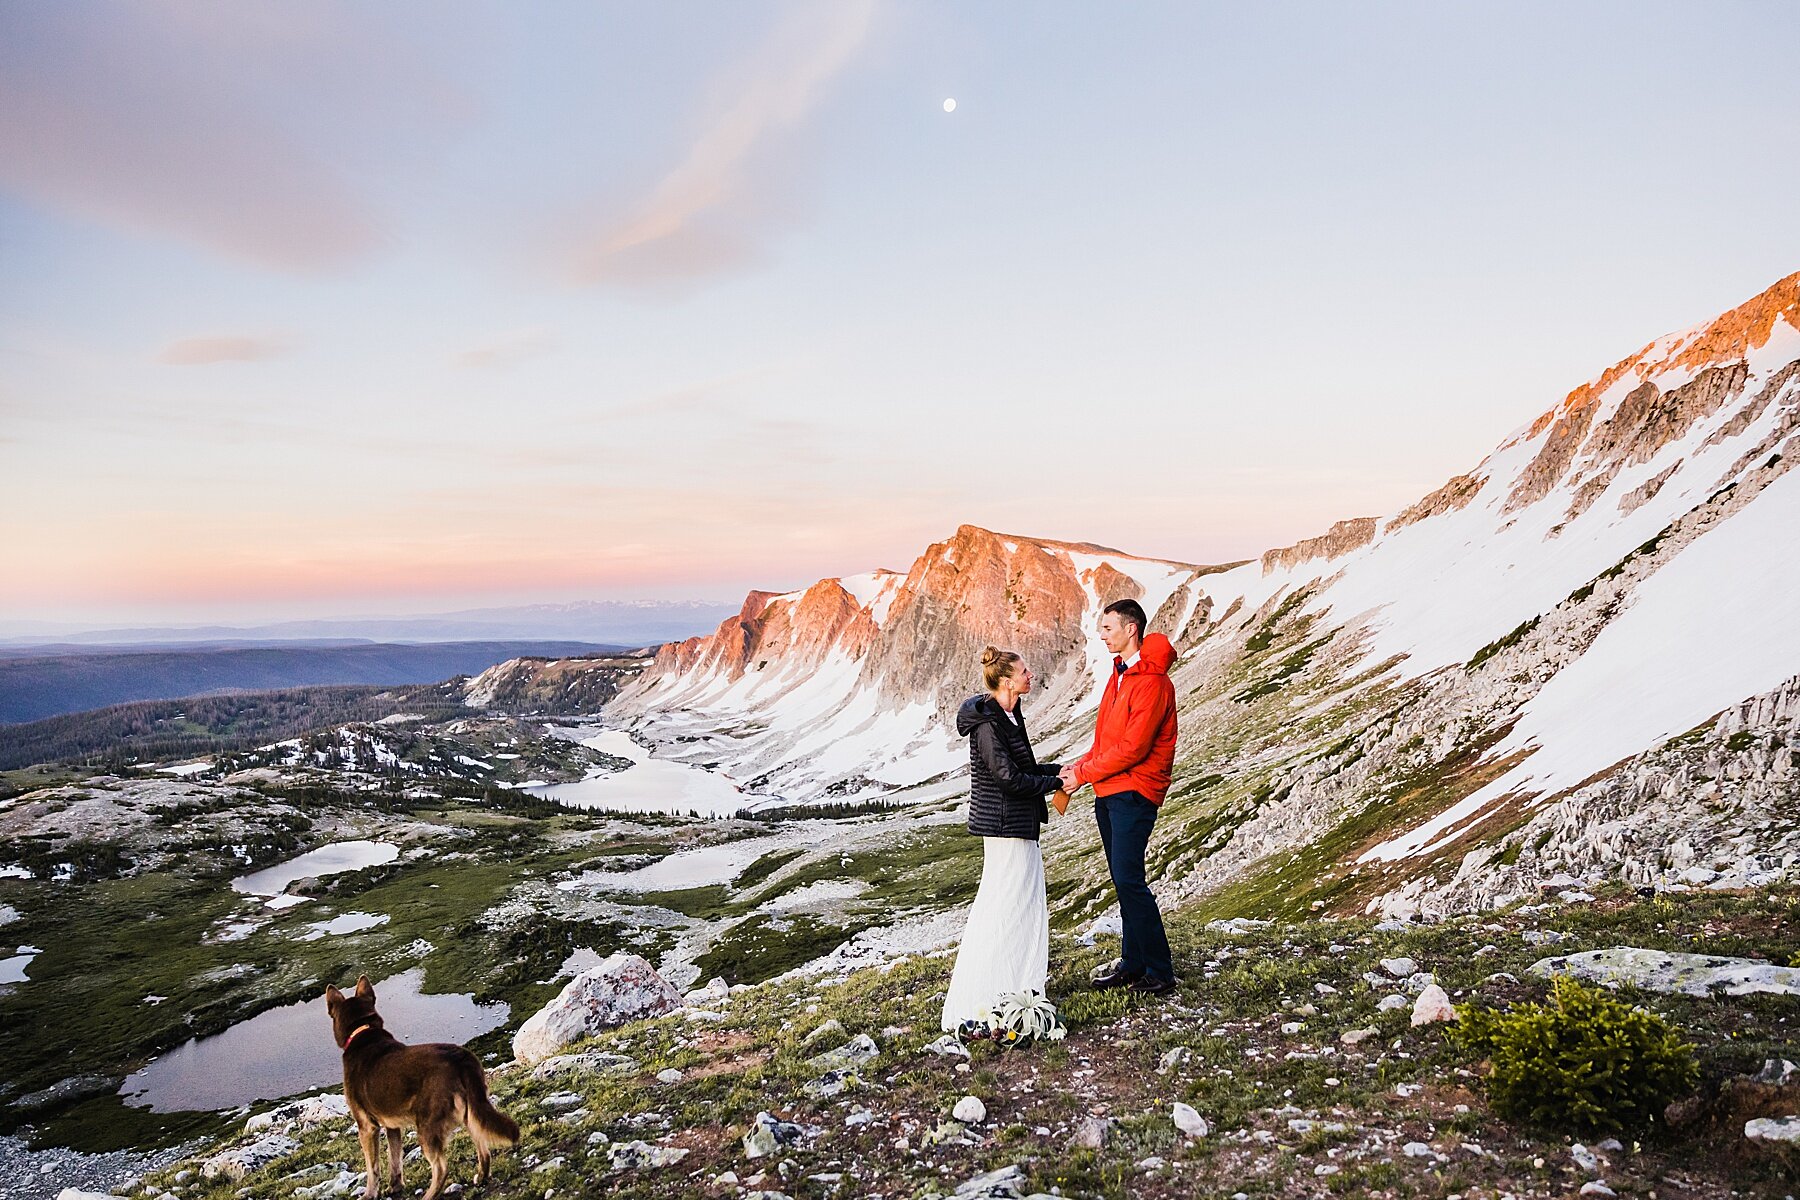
[1058,765,1080,791]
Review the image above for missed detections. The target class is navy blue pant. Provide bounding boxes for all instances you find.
[1095,790,1173,982]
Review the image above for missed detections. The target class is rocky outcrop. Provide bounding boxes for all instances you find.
[512,953,684,1064]
[1529,948,1800,997]
[463,653,650,713]
[1388,473,1483,532]
[1259,518,1377,574]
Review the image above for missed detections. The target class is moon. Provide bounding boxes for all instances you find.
[943,98,956,113]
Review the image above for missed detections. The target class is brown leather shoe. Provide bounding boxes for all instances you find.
[1090,968,1144,990]
[1130,975,1177,996]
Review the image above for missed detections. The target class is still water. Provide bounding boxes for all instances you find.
[528,727,750,817]
[118,968,508,1112]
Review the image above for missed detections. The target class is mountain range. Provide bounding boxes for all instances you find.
[481,269,1800,923]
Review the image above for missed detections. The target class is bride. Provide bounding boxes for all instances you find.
[940,645,1069,1033]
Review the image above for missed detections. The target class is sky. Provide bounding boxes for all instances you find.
[3,1,1798,628]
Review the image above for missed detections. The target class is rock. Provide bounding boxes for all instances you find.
[1579,1184,1616,1197]
[200,1134,299,1181]
[1171,1102,1208,1138]
[682,976,730,1005]
[1560,890,1596,903]
[1314,982,1338,995]
[743,1111,802,1159]
[1570,1143,1601,1172]
[655,1068,684,1084]
[1280,1021,1303,1034]
[244,1092,350,1135]
[1069,1116,1112,1149]
[952,1095,987,1123]
[1530,948,1800,997]
[1375,919,1410,932]
[1205,917,1272,936]
[1380,957,1418,978]
[1377,993,1409,1012]
[1159,1046,1190,1071]
[950,1164,1028,1198]
[1522,930,1567,945]
[801,1018,844,1047]
[1678,866,1719,885]
[1340,1027,1379,1045]
[801,1068,860,1099]
[1745,1115,1800,1145]
[1411,983,1456,1026]
[1595,1137,1624,1152]
[806,1033,879,1072]
[57,1192,116,1200]
[925,1033,971,1059]
[1078,913,1124,945]
[1393,1082,1422,1098]
[1401,971,1438,995]
[1752,1058,1798,1085]
[540,1091,584,1110]
[512,953,683,1064]
[530,1049,636,1080]
[292,1169,362,1200]
[606,1140,688,1170]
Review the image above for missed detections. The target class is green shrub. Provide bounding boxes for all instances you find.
[1455,976,1696,1134]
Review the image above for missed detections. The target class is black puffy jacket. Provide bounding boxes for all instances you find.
[956,694,1063,840]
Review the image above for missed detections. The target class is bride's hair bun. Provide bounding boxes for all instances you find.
[980,645,1021,690]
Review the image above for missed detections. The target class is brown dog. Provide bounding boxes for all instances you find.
[324,976,519,1200]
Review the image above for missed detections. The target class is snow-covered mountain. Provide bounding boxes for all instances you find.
[491,270,1800,918]
[605,528,1213,801]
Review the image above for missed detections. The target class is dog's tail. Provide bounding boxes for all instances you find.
[461,1064,520,1148]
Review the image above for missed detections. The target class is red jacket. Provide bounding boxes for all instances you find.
[1073,632,1178,804]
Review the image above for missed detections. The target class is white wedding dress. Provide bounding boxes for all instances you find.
[939,835,1050,1031]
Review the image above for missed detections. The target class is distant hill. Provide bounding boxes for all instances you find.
[0,599,739,648]
[0,640,629,725]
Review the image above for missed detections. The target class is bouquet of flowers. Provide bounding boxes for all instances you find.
[960,990,1067,1046]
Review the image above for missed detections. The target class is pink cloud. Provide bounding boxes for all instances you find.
[0,5,468,272]
[156,334,289,365]
[555,0,878,291]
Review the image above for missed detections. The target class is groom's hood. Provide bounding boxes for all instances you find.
[1133,632,1176,676]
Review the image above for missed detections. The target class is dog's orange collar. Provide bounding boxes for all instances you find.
[341,1022,374,1050]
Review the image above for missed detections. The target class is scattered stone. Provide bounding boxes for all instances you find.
[1158,1046,1190,1071]
[1340,1027,1379,1045]
[1579,1184,1616,1198]
[801,1018,844,1047]
[1530,948,1800,997]
[952,1095,987,1123]
[806,1033,879,1072]
[1522,930,1568,946]
[1595,1137,1624,1152]
[1205,917,1271,936]
[1401,1141,1436,1160]
[1280,1021,1303,1035]
[539,1091,584,1111]
[924,1033,971,1059]
[682,976,730,1006]
[1069,1116,1112,1149]
[1752,1058,1798,1085]
[1171,1102,1208,1138]
[1744,1115,1800,1145]
[1678,866,1719,886]
[1401,971,1438,995]
[1473,944,1499,958]
[1380,957,1418,978]
[606,1140,687,1171]
[654,1068,684,1084]
[802,1069,860,1099]
[949,1164,1028,1198]
[512,953,684,1064]
[1079,913,1124,945]
[1377,993,1409,1012]
[530,1050,636,1080]
[244,1092,350,1135]
[1411,983,1456,1026]
[1560,890,1596,903]
[1570,1143,1601,1172]
[1314,982,1338,996]
[1375,919,1410,932]
[743,1112,802,1159]
[291,1169,361,1200]
[199,1135,299,1181]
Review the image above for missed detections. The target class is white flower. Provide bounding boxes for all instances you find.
[982,990,1067,1044]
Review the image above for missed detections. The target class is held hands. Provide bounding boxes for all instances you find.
[1057,764,1081,793]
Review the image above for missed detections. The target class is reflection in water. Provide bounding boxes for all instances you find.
[119,968,508,1112]
[529,728,749,817]
[232,841,400,898]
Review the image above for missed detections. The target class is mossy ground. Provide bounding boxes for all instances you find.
[140,887,1800,1200]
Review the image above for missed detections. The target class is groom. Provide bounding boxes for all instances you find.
[1060,598,1178,995]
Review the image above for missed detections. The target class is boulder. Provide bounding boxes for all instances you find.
[1410,984,1456,1026]
[1069,1116,1112,1149]
[512,953,683,1064]
[1170,1102,1208,1138]
[1744,1115,1800,1145]
[1380,957,1418,978]
[200,1133,300,1181]
[1529,948,1800,997]
[806,1033,879,1072]
[743,1111,803,1159]
[530,1049,637,1080]
[952,1095,986,1123]
[606,1140,688,1170]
